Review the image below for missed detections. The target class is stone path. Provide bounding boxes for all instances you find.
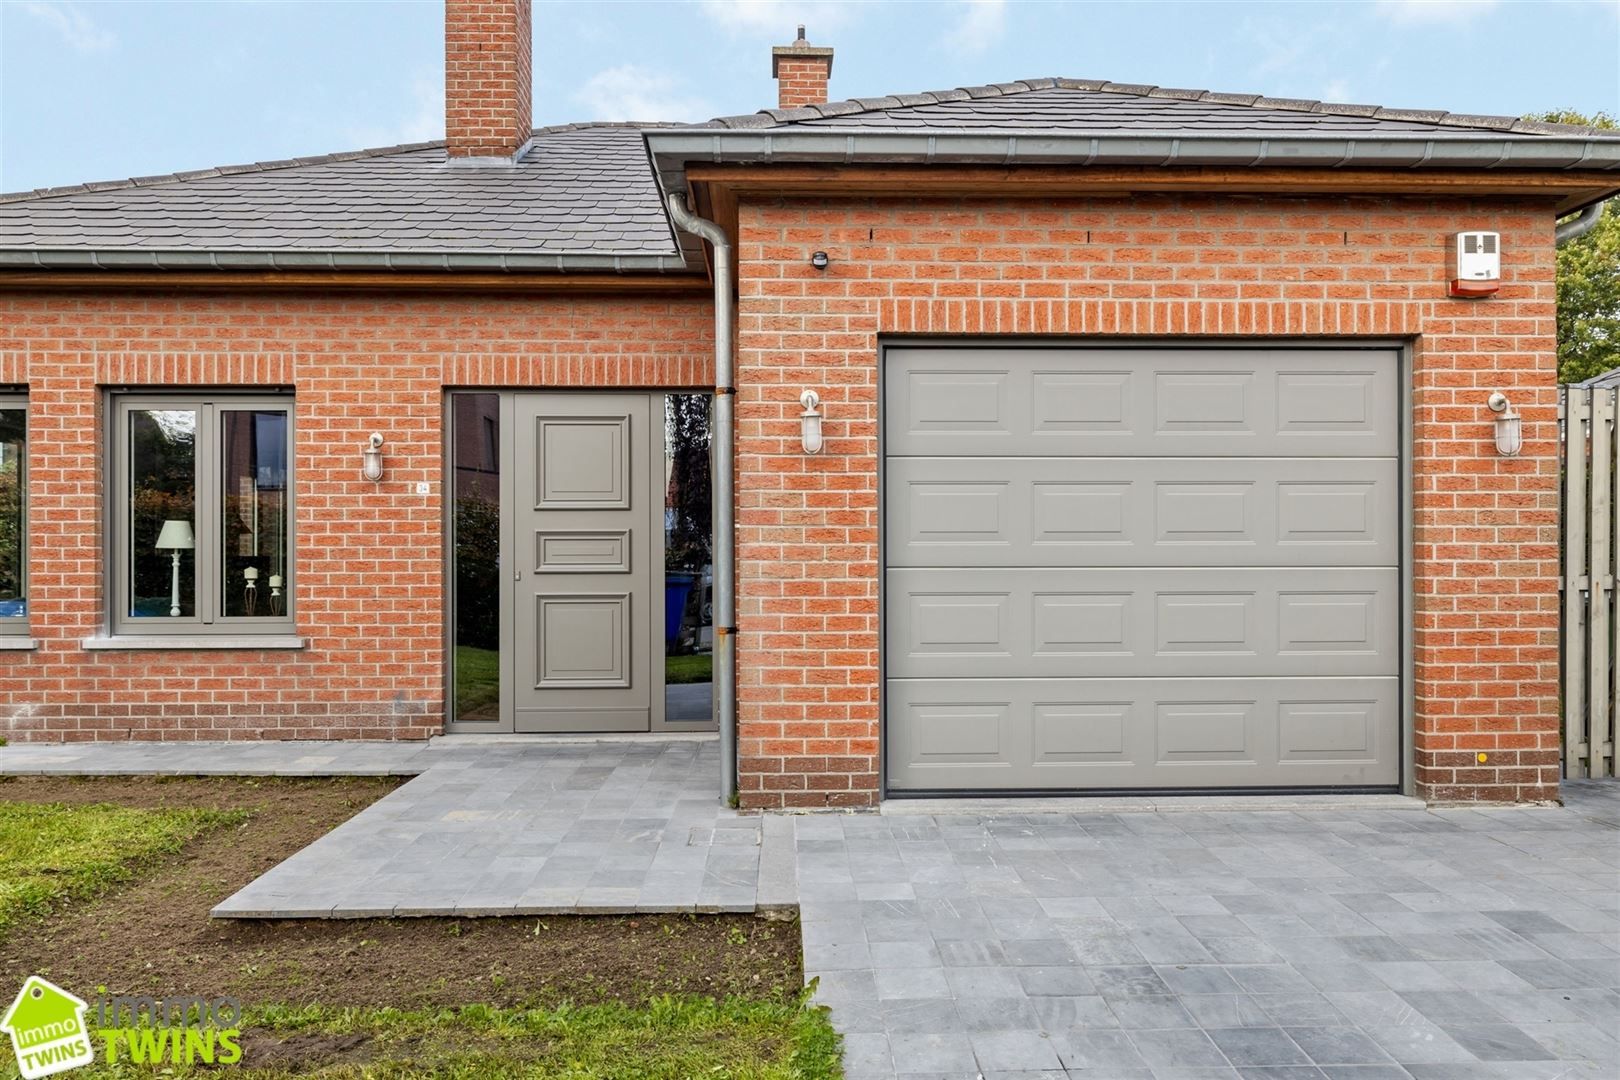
[209,739,794,917]
[800,787,1620,1080]
[0,738,434,775]
[6,738,1616,1076]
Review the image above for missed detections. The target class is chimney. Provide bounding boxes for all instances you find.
[445,0,533,159]
[771,25,833,110]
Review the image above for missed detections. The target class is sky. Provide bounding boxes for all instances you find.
[1,0,1617,194]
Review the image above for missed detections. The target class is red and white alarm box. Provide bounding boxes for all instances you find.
[1449,231,1500,298]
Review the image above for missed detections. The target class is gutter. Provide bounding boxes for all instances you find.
[1557,200,1608,245]
[664,192,737,805]
[645,128,1620,193]
[0,248,693,274]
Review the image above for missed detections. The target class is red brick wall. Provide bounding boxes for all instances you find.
[774,57,831,110]
[0,292,712,741]
[445,0,532,158]
[732,194,1563,807]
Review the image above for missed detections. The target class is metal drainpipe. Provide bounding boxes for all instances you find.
[1557,200,1608,246]
[666,192,737,804]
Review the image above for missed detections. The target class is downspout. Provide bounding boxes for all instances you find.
[1557,200,1608,246]
[666,192,736,804]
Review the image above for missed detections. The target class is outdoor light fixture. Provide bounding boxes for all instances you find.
[1487,391,1522,457]
[361,432,385,482]
[154,519,194,617]
[810,251,829,270]
[799,390,824,454]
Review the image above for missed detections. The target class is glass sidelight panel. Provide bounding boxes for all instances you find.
[451,393,501,723]
[664,394,713,722]
[128,409,198,620]
[0,400,23,627]
[221,410,290,618]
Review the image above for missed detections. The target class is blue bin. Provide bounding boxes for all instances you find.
[664,574,695,643]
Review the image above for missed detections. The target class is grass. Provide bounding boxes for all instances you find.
[456,648,711,708]
[0,800,246,938]
[454,645,500,718]
[64,997,841,1079]
[665,652,713,685]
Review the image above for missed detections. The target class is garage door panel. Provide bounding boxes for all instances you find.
[886,678,1400,790]
[887,458,1398,567]
[886,348,1397,457]
[887,567,1396,678]
[882,345,1401,794]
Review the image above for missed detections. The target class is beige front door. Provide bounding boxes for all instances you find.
[511,392,663,732]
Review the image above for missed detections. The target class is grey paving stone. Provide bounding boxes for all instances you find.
[1127,1027,1230,1069]
[1282,1026,1397,1066]
[1206,1027,1312,1067]
[1435,1022,1558,1062]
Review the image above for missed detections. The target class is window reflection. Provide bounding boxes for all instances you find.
[665,394,713,722]
[129,409,197,619]
[453,394,500,722]
[0,406,23,620]
[222,410,289,618]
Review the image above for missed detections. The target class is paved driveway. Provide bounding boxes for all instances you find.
[802,783,1620,1080]
[6,739,1616,1077]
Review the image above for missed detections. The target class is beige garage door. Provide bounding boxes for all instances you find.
[883,345,1402,793]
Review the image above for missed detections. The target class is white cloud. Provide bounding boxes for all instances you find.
[697,0,853,38]
[1321,78,1354,103]
[344,72,444,148]
[1374,0,1501,24]
[19,0,114,53]
[941,0,1007,56]
[572,65,714,122]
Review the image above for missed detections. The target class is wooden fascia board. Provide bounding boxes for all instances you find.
[684,164,1618,213]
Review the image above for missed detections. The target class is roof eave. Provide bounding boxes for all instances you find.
[647,129,1620,200]
[0,248,696,274]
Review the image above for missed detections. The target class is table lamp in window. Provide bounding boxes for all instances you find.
[155,519,194,617]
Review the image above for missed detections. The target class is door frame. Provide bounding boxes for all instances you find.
[444,389,717,735]
[875,337,1416,799]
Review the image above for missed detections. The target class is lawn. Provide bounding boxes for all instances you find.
[665,652,713,684]
[454,645,500,720]
[64,998,838,1079]
[458,647,712,707]
[0,777,838,1079]
[0,799,245,938]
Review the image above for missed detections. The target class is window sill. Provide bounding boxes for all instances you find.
[0,637,38,651]
[82,635,308,651]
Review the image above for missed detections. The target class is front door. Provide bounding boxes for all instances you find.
[511,393,663,732]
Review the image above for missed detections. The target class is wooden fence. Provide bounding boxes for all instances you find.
[1562,381,1618,778]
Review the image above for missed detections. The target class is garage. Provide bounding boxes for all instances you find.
[883,345,1403,793]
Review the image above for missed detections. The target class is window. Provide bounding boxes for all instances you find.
[0,394,24,634]
[112,395,293,636]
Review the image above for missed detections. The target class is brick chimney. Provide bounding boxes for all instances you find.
[445,0,533,159]
[771,26,833,110]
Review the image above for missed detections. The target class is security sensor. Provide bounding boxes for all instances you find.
[1449,231,1500,298]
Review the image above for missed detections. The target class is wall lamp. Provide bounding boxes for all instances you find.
[1486,392,1522,457]
[361,432,385,481]
[810,251,829,270]
[799,390,824,454]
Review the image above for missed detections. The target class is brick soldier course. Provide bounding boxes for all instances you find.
[2,1,1617,809]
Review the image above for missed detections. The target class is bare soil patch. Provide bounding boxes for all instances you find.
[0,775,802,1009]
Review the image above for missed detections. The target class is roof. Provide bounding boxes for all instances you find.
[3,77,1618,275]
[0,124,694,273]
[1571,365,1620,389]
[648,79,1620,197]
[708,79,1620,138]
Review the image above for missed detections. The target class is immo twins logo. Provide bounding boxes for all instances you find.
[2,977,242,1078]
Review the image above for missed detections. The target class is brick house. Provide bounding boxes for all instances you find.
[2,0,1617,808]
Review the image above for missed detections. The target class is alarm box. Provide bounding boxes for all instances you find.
[1449,231,1500,298]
